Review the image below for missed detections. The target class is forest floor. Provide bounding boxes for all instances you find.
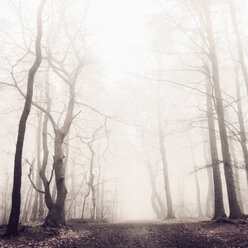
[0,218,248,248]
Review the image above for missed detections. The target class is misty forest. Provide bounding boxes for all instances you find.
[1,0,248,247]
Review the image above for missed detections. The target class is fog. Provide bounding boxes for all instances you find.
[0,0,248,229]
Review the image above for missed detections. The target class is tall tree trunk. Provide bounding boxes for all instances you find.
[145,161,166,218]
[5,0,46,236]
[44,131,68,226]
[158,129,175,219]
[205,66,226,219]
[31,110,43,221]
[233,64,248,184]
[228,0,248,96]
[190,141,203,217]
[96,159,101,219]
[229,136,244,213]
[89,146,96,220]
[81,186,90,220]
[21,184,33,223]
[44,79,76,226]
[39,77,55,223]
[202,132,214,217]
[201,1,243,218]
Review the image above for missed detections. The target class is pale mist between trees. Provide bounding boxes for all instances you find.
[0,0,247,237]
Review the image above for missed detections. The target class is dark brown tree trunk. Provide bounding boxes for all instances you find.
[5,0,46,236]
[202,1,243,218]
[205,67,226,219]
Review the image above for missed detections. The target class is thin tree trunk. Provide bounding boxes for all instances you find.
[201,129,214,217]
[89,150,96,220]
[82,185,90,219]
[145,161,166,218]
[5,0,46,236]
[30,110,43,221]
[190,141,203,217]
[233,64,248,184]
[158,129,175,219]
[228,0,248,96]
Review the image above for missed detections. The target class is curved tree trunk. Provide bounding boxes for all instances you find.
[145,161,165,218]
[5,0,46,236]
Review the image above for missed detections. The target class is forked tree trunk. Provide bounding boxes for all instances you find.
[201,1,243,218]
[5,0,46,236]
[43,78,76,226]
[44,131,68,226]
[145,161,165,219]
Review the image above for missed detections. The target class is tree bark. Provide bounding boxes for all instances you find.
[5,0,46,236]
[228,0,248,96]
[229,136,244,213]
[145,161,166,218]
[158,129,175,219]
[233,64,248,184]
[44,131,68,226]
[30,110,43,221]
[205,71,226,219]
[190,141,203,217]
[201,1,243,218]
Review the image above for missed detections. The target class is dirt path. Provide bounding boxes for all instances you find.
[1,219,248,247]
[71,220,248,248]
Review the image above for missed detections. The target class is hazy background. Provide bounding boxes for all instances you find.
[0,0,247,222]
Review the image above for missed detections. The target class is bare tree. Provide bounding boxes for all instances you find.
[197,0,243,218]
[4,0,46,236]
